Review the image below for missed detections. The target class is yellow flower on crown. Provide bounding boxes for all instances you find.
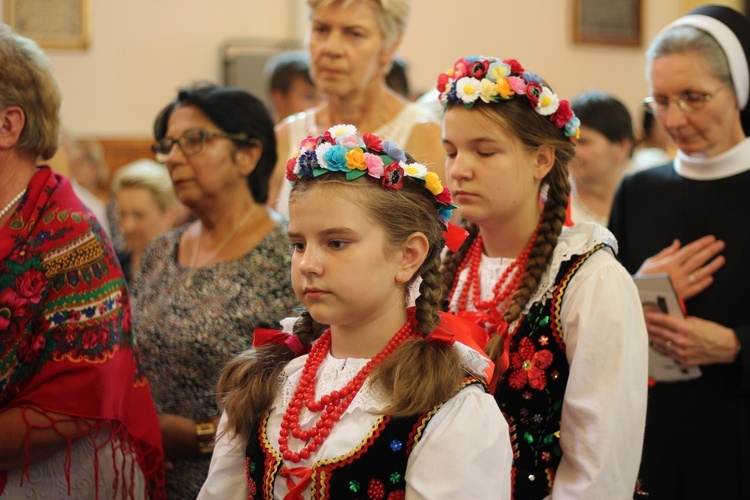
[424,172,443,196]
[345,147,367,170]
[496,78,515,99]
[479,79,499,103]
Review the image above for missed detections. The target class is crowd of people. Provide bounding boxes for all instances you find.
[1,1,749,499]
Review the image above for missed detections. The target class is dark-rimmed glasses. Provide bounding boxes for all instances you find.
[642,82,729,115]
[151,128,248,163]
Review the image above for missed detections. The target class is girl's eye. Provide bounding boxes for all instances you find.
[329,240,346,249]
[478,151,496,157]
[290,242,305,252]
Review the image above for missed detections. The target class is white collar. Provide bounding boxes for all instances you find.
[674,138,750,180]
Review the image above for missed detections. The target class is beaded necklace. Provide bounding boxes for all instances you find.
[278,321,417,463]
[0,188,26,222]
[449,224,539,335]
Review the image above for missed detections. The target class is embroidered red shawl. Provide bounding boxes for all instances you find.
[0,167,165,498]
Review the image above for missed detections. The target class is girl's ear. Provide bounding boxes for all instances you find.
[533,144,555,181]
[395,231,429,285]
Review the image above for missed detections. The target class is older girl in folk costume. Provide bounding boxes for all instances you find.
[438,56,648,499]
[198,125,512,499]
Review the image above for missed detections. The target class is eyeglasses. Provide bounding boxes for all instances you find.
[642,82,729,115]
[151,128,248,163]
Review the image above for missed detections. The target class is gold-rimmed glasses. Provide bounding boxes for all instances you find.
[642,82,729,115]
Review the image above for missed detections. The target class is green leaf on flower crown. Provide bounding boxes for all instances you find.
[312,168,328,177]
[345,170,367,180]
[380,155,394,165]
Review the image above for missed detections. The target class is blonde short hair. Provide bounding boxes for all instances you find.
[111,159,177,212]
[307,0,410,49]
[0,24,61,160]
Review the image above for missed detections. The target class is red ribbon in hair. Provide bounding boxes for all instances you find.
[442,222,470,252]
[252,328,309,356]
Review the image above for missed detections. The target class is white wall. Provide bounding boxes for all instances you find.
[0,0,741,137]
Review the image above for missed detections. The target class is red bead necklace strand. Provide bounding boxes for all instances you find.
[450,225,539,319]
[278,321,417,463]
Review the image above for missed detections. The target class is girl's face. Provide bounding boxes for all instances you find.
[442,106,551,228]
[307,1,394,98]
[117,186,174,254]
[649,52,744,158]
[288,185,406,333]
[162,105,253,208]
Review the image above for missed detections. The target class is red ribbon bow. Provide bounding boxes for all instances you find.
[442,222,470,252]
[281,466,313,500]
[252,328,309,356]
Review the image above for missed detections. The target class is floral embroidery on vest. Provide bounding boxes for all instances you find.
[495,244,608,498]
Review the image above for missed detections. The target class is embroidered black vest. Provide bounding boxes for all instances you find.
[494,244,608,499]
[246,378,484,499]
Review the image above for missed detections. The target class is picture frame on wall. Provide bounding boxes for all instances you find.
[3,0,90,50]
[572,0,642,47]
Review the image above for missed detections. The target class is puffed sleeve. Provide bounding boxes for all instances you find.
[405,384,512,499]
[551,250,648,499]
[197,412,249,500]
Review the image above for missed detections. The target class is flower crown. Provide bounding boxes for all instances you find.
[437,56,580,141]
[285,124,456,223]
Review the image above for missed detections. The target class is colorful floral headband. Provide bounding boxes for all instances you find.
[285,124,457,223]
[437,56,581,141]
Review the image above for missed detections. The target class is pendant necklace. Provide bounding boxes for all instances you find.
[183,205,257,289]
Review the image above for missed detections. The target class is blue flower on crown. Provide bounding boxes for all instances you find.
[298,150,319,177]
[324,145,350,172]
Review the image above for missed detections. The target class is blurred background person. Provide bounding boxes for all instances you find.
[569,90,635,226]
[609,5,750,498]
[631,108,676,171]
[0,23,164,498]
[268,0,444,218]
[385,55,411,99]
[133,83,298,498]
[265,50,321,124]
[111,158,181,284]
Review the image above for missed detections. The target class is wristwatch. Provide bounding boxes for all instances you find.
[196,421,216,455]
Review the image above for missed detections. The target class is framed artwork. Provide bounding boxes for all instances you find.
[3,0,90,50]
[572,0,642,47]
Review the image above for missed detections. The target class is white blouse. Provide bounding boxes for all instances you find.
[450,222,649,499]
[199,350,513,499]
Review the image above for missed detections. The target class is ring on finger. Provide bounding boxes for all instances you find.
[665,340,673,349]
[688,273,696,284]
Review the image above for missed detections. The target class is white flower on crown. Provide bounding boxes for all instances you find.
[536,87,560,116]
[315,142,333,169]
[328,124,357,138]
[456,77,481,104]
[401,161,428,179]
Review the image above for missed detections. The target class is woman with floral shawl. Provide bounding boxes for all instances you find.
[0,23,164,498]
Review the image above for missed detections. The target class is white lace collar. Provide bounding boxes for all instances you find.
[449,222,616,316]
[674,138,750,180]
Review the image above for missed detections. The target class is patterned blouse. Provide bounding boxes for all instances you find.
[132,221,298,499]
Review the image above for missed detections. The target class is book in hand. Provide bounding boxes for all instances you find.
[633,274,702,382]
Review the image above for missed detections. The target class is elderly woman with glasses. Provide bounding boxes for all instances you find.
[132,83,298,498]
[609,5,750,499]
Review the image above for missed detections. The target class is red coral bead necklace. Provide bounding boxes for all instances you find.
[278,320,417,463]
[449,224,540,333]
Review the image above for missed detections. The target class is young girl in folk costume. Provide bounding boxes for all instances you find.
[198,124,513,499]
[438,56,648,499]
